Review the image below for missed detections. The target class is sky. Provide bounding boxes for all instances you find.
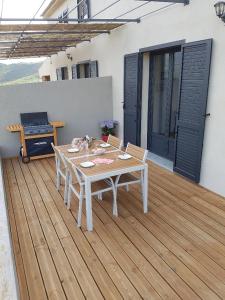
[0,0,52,64]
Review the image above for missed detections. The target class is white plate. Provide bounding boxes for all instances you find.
[68,148,79,153]
[118,154,132,160]
[80,161,95,168]
[99,143,111,148]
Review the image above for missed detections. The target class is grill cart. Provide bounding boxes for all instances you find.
[7,112,64,163]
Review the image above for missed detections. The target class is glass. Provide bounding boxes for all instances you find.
[169,51,182,138]
[151,53,170,136]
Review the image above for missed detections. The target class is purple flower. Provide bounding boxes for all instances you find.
[99,120,118,129]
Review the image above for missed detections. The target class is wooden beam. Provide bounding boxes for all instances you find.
[137,0,189,4]
[0,23,122,32]
[20,38,90,43]
[0,17,140,23]
[0,30,110,35]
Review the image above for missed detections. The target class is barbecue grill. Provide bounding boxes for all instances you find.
[19,112,54,162]
[20,112,54,135]
[7,113,65,163]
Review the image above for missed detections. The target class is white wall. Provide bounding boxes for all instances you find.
[39,0,225,197]
[0,77,113,158]
[0,156,18,300]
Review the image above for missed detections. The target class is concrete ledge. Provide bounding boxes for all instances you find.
[0,155,18,300]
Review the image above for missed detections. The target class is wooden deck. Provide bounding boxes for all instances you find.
[3,157,225,300]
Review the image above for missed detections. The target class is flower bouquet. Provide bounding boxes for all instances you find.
[99,120,118,142]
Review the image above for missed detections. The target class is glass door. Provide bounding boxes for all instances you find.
[148,49,181,160]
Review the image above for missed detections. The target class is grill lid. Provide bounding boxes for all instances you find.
[20,112,49,127]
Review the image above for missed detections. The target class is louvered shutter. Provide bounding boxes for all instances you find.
[56,68,62,80]
[123,53,142,146]
[89,61,98,78]
[174,39,212,182]
[72,65,78,79]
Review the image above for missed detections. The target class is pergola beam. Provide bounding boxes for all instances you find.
[0,22,123,59]
[8,51,57,56]
[0,30,110,35]
[138,0,189,4]
[0,39,90,43]
[0,46,70,50]
[20,39,90,43]
[0,17,140,23]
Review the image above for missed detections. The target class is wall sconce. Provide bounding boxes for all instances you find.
[214,1,225,22]
[67,53,73,61]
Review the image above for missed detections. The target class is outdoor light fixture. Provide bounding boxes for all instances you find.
[67,53,73,61]
[214,1,225,21]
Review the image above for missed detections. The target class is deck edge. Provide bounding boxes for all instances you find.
[0,154,19,300]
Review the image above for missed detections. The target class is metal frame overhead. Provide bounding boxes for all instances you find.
[0,21,129,59]
[0,0,190,60]
[137,0,189,4]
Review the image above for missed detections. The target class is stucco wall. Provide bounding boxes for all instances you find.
[0,155,18,300]
[0,77,113,158]
[39,0,225,198]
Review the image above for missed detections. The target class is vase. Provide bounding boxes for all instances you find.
[102,135,108,142]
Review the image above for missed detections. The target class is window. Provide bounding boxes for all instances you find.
[72,61,98,79]
[58,8,68,23]
[42,75,51,82]
[56,67,69,80]
[77,0,90,21]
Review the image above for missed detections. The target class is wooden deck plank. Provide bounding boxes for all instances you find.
[151,176,225,238]
[151,183,225,244]
[11,158,67,300]
[122,187,225,281]
[126,216,224,299]
[3,160,29,300]
[151,195,225,267]
[45,159,181,300]
[43,160,172,300]
[96,197,201,300]
[34,159,123,300]
[38,161,141,300]
[4,159,48,300]
[3,157,225,300]
[98,190,225,299]
[91,218,161,300]
[13,158,85,300]
[67,195,162,300]
[45,158,149,299]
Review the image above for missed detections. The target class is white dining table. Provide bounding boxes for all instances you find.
[56,141,148,231]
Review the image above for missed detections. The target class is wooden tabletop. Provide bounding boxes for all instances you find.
[70,151,145,177]
[56,140,117,159]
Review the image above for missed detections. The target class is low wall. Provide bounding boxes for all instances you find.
[0,77,113,158]
[0,154,18,299]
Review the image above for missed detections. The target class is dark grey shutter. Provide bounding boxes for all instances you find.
[62,67,68,80]
[174,39,212,182]
[89,61,98,78]
[56,68,62,80]
[72,65,78,79]
[124,53,142,146]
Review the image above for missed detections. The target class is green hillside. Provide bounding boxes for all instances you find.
[0,73,40,86]
[0,62,41,86]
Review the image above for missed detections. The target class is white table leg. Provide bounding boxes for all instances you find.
[85,177,93,231]
[143,165,148,213]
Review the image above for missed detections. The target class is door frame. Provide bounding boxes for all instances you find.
[123,52,143,146]
[141,40,185,158]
